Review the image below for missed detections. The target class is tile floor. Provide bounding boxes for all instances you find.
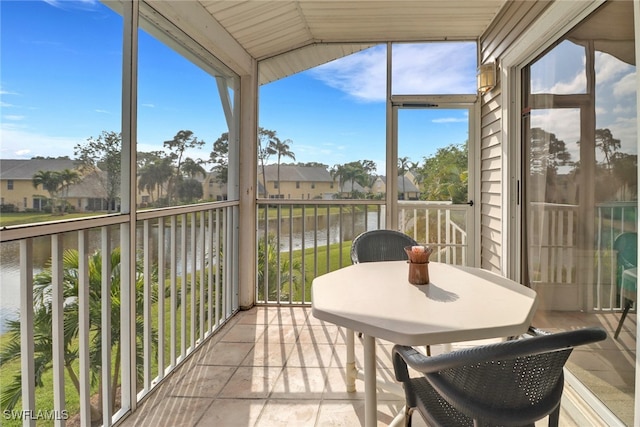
[118,306,630,427]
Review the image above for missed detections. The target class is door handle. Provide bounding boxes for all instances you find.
[466,200,474,206]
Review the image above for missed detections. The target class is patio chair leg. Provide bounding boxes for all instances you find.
[614,299,633,339]
[404,406,413,427]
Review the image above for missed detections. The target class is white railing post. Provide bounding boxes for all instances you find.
[78,230,91,426]
[20,238,36,427]
[101,227,112,427]
[51,234,65,427]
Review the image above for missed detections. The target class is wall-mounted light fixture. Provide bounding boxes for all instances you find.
[477,61,496,94]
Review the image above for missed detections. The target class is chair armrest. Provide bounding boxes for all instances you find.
[392,345,425,382]
[393,327,607,376]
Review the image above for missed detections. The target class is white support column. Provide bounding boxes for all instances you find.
[121,0,138,415]
[238,63,258,309]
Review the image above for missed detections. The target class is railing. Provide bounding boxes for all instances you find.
[528,201,637,311]
[256,200,470,305]
[0,201,238,426]
[398,201,469,265]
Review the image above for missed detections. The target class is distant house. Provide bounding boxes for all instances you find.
[371,175,420,200]
[258,164,335,199]
[336,180,367,198]
[65,170,115,211]
[0,158,78,211]
[0,159,154,212]
[203,172,228,201]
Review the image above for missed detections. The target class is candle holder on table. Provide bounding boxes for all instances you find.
[404,245,433,285]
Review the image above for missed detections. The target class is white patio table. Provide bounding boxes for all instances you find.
[311,260,538,427]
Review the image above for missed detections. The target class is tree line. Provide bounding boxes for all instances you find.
[29,124,636,213]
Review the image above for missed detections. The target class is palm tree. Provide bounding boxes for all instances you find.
[58,168,81,210]
[180,157,207,179]
[398,156,412,200]
[32,170,63,213]
[595,128,621,170]
[163,130,205,202]
[267,138,296,197]
[138,156,173,204]
[257,128,279,198]
[257,234,302,301]
[0,247,157,421]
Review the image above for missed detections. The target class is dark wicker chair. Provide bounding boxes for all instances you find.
[392,327,607,427]
[613,232,637,339]
[350,229,418,264]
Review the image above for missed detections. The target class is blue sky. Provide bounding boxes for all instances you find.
[1,0,477,174]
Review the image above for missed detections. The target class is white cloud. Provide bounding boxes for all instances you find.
[311,47,387,102]
[531,109,581,143]
[141,103,155,108]
[310,43,476,102]
[547,71,585,94]
[3,115,25,121]
[0,126,84,159]
[610,116,638,155]
[596,52,633,85]
[433,117,467,124]
[95,109,111,114]
[613,71,636,98]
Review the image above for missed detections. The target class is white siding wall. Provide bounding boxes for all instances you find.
[478,1,552,273]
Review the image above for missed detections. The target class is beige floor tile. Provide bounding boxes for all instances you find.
[286,342,337,368]
[219,366,283,399]
[270,366,329,399]
[270,306,311,325]
[171,365,237,398]
[197,398,266,427]
[297,324,341,344]
[129,396,213,427]
[259,323,300,343]
[321,367,400,402]
[257,399,320,426]
[235,306,278,325]
[241,341,295,367]
[220,323,268,343]
[199,341,254,366]
[316,400,405,427]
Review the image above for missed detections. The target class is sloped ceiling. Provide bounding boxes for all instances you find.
[162,1,509,83]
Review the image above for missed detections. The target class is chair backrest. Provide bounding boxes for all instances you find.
[614,232,637,270]
[393,327,607,425]
[350,229,418,264]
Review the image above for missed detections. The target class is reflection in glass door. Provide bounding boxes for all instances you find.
[522,2,636,423]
